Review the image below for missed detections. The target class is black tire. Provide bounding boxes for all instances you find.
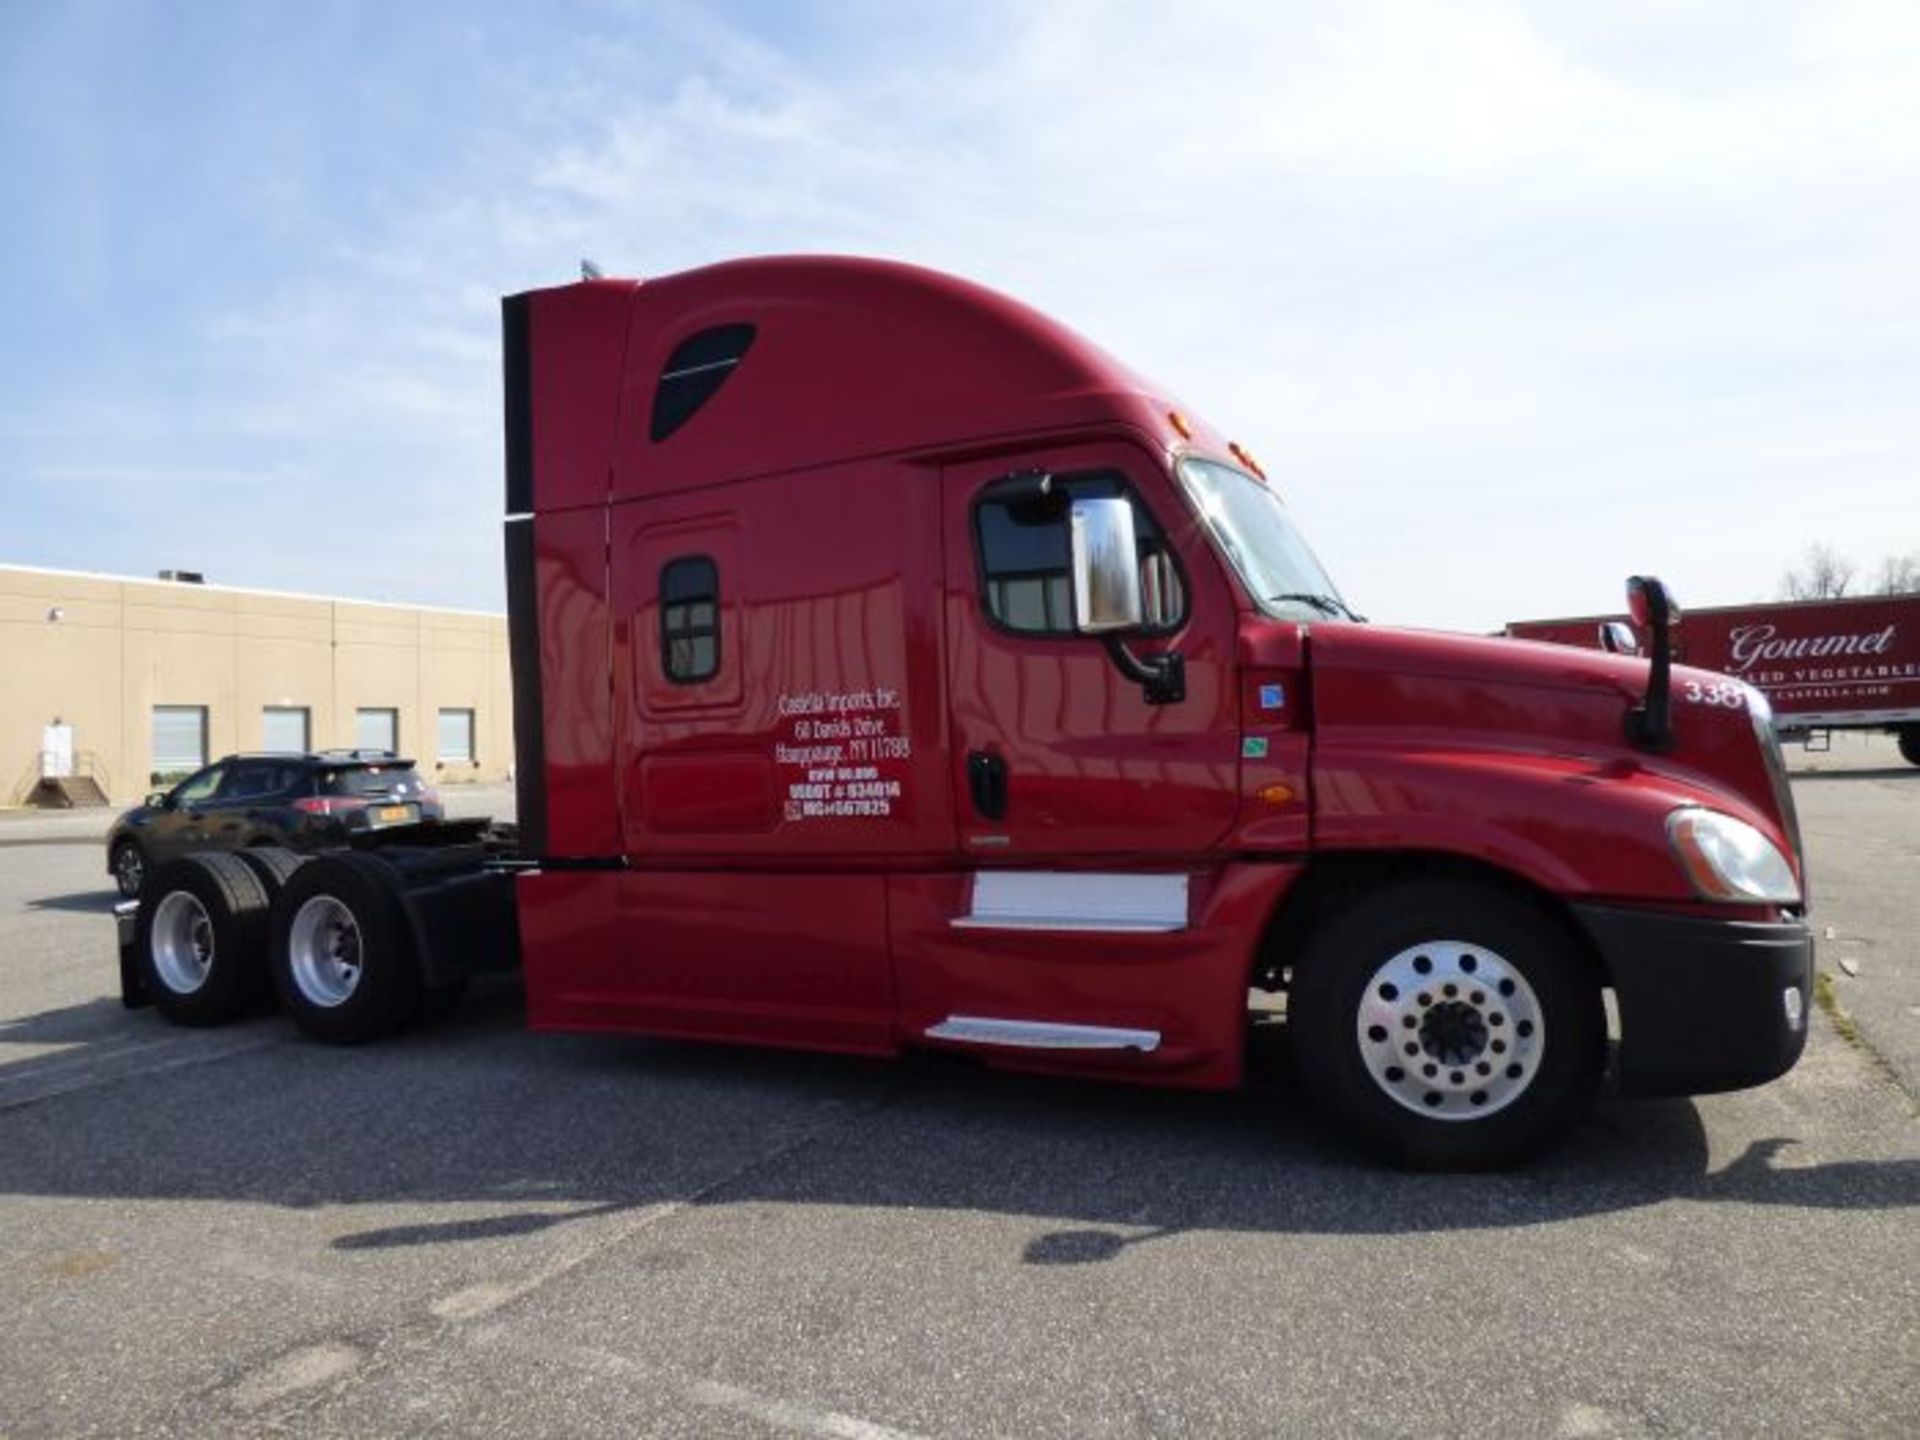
[1898,727,1920,767]
[235,844,310,899]
[110,838,147,899]
[268,853,421,1044]
[134,854,272,1026]
[1289,879,1605,1170]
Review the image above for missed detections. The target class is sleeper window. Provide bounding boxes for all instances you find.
[661,556,720,683]
[651,325,756,442]
[974,472,1185,635]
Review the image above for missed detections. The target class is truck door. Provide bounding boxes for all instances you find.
[882,443,1250,1065]
[566,462,949,1055]
[940,441,1241,860]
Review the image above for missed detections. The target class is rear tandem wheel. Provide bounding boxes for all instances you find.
[267,852,423,1044]
[133,853,272,1026]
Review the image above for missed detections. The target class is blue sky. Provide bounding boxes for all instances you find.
[3,1,1916,628]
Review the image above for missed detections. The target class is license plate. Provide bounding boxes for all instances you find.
[374,804,412,824]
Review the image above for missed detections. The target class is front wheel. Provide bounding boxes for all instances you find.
[1289,879,1605,1169]
[1898,727,1920,767]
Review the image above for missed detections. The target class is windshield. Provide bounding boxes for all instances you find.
[1176,456,1357,622]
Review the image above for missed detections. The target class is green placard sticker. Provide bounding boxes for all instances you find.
[1241,736,1270,759]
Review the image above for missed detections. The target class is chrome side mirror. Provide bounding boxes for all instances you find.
[1599,620,1640,656]
[1069,498,1144,634]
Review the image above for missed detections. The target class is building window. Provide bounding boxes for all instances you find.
[437,708,475,764]
[356,707,398,755]
[151,706,208,782]
[974,471,1185,636]
[262,706,310,754]
[660,556,720,683]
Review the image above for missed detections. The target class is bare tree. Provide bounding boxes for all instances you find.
[1872,552,1920,595]
[1780,543,1856,601]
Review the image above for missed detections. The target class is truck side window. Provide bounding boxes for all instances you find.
[651,324,756,442]
[974,472,1185,635]
[661,556,720,683]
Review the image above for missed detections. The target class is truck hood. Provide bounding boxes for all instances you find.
[1275,622,1650,708]
[1279,621,1803,898]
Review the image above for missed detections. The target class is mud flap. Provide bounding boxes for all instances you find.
[114,899,150,1008]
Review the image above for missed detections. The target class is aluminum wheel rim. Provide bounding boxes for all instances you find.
[288,895,364,1008]
[115,846,144,893]
[1355,940,1544,1121]
[150,890,214,995]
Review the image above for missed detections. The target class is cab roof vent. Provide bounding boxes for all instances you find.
[650,323,756,442]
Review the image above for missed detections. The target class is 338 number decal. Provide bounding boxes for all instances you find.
[1682,679,1747,709]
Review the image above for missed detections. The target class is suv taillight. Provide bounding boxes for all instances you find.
[294,796,363,816]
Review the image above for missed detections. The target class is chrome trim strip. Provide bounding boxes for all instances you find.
[660,357,742,381]
[924,1016,1161,1052]
[1775,707,1920,729]
[950,915,1181,934]
[954,871,1188,933]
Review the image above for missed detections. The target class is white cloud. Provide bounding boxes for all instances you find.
[15,0,1915,626]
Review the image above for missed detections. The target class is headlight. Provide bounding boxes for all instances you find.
[1743,682,1808,902]
[1667,807,1801,904]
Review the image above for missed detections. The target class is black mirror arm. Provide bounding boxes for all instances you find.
[1625,687,1673,753]
[1101,635,1186,705]
[1624,575,1676,752]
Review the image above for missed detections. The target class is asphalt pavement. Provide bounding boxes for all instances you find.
[1786,732,1920,1099]
[0,763,1914,1437]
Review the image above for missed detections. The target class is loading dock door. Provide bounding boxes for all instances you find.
[152,706,208,779]
[356,707,398,755]
[263,707,310,754]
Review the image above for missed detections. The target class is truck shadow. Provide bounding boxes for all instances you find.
[0,996,133,1049]
[1,983,1914,1264]
[25,890,123,915]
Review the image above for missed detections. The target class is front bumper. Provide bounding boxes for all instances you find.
[1573,903,1813,1098]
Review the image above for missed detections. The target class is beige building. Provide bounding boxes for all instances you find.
[2,564,513,806]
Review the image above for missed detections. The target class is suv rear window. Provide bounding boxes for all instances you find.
[320,764,424,797]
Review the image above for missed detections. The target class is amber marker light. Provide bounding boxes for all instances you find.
[1167,410,1193,439]
[1256,783,1295,806]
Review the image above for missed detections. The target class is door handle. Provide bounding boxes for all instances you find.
[967,750,1007,820]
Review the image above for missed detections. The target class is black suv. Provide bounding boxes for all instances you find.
[108,751,444,897]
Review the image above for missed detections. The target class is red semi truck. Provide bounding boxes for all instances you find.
[1507,595,1920,765]
[116,257,1813,1167]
